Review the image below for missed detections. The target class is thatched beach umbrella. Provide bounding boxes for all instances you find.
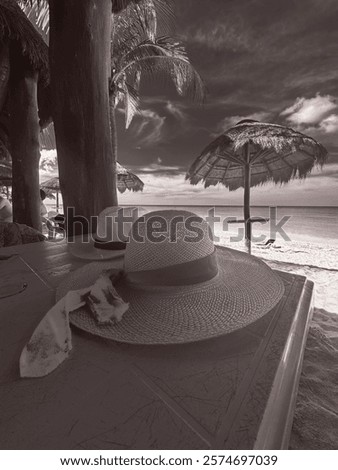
[41,164,144,210]
[40,176,60,210]
[186,120,328,253]
[116,162,144,193]
[0,0,51,231]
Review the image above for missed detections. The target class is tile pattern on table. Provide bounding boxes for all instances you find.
[221,275,304,449]
[115,329,265,438]
[73,397,208,450]
[111,273,297,447]
[0,333,207,449]
[0,257,55,384]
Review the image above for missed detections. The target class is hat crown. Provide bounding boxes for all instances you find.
[124,210,215,273]
[96,206,138,242]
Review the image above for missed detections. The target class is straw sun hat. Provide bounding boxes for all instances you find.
[58,210,285,344]
[68,206,141,260]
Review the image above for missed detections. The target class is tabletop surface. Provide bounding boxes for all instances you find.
[0,240,314,450]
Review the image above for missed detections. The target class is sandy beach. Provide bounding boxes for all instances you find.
[264,263,338,449]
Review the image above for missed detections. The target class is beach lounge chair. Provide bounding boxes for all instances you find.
[262,238,275,247]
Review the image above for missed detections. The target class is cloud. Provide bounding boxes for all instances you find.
[305,162,338,179]
[165,101,188,122]
[317,114,338,134]
[128,163,182,176]
[281,94,338,126]
[131,109,166,147]
[215,111,271,135]
[184,19,253,53]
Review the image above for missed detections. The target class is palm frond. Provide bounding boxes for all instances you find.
[19,0,49,36]
[115,36,205,103]
[121,82,140,128]
[40,122,55,150]
[112,0,174,58]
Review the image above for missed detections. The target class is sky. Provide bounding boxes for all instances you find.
[47,0,338,206]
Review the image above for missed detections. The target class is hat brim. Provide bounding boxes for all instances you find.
[67,238,125,261]
[57,247,285,345]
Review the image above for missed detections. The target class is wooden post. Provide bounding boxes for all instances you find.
[9,70,42,232]
[244,143,252,254]
[49,0,118,236]
[110,100,118,196]
[0,44,10,112]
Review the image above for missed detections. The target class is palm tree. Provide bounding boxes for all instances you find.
[19,0,203,235]
[108,29,204,200]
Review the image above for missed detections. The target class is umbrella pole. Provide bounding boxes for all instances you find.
[244,143,251,254]
[56,191,59,212]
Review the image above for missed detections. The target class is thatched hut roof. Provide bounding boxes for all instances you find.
[0,0,49,81]
[0,0,51,127]
[187,120,328,191]
[40,175,59,191]
[20,0,142,16]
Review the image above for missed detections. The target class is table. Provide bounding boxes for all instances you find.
[0,240,314,450]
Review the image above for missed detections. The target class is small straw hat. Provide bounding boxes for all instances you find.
[68,206,141,260]
[58,210,285,344]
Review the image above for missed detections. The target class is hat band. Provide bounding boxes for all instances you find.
[126,249,218,287]
[94,239,127,251]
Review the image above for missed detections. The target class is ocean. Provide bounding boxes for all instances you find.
[46,202,338,269]
[139,205,338,271]
[142,205,338,244]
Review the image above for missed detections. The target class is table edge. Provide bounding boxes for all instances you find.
[253,277,314,450]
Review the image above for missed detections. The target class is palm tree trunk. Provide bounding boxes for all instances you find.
[109,96,119,201]
[49,0,117,236]
[9,70,41,232]
[0,44,10,111]
[244,143,251,254]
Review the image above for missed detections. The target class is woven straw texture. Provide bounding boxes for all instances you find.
[57,247,285,345]
[186,120,328,191]
[125,210,214,271]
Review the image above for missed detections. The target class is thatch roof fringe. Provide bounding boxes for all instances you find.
[0,0,49,84]
[41,167,145,194]
[229,121,328,158]
[186,121,328,192]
